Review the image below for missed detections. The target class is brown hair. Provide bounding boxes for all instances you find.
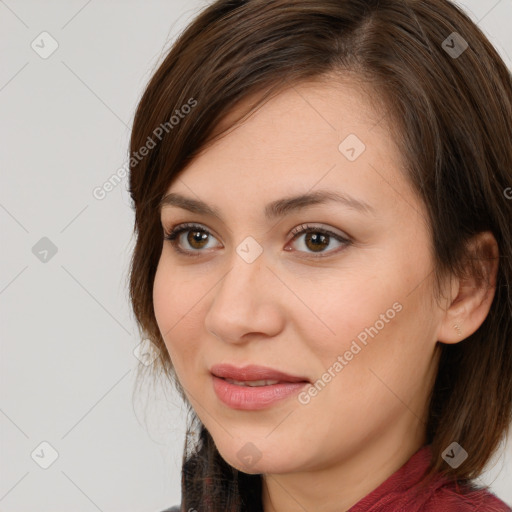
[127,0,512,509]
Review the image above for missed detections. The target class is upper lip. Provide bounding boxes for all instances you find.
[210,364,310,383]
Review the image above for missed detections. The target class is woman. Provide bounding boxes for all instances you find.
[127,0,512,510]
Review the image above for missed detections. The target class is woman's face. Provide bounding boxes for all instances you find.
[153,78,445,475]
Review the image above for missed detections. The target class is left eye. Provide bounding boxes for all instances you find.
[287,223,352,257]
[163,222,352,257]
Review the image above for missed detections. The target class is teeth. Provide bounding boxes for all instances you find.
[225,378,280,387]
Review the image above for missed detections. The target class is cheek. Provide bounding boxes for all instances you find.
[152,262,174,337]
[293,256,434,387]
[288,266,403,361]
[152,261,207,371]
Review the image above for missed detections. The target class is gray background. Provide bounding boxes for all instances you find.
[0,1,511,510]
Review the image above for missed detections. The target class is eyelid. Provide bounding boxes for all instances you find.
[289,222,349,240]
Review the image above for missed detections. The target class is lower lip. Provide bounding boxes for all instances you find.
[212,375,309,410]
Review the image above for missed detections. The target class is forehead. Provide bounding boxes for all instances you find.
[208,74,388,143]
[165,77,418,221]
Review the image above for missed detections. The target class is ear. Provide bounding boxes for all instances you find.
[437,231,499,344]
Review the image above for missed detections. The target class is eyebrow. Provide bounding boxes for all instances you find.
[158,189,376,221]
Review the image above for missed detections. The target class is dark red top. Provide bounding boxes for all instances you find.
[161,444,511,512]
[348,444,511,511]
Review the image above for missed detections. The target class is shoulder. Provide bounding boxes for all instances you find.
[420,482,511,512]
[158,506,180,512]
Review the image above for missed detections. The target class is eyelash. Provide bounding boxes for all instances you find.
[163,222,352,259]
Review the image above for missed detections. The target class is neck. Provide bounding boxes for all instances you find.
[261,421,426,512]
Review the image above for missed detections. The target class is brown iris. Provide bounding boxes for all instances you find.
[187,229,209,249]
[304,232,329,252]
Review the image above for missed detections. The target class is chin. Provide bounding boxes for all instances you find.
[217,442,301,476]
[227,457,292,475]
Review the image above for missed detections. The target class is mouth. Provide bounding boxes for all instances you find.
[222,378,285,387]
[210,364,311,410]
[210,363,311,385]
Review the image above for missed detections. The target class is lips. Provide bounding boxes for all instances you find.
[210,364,311,410]
[210,363,310,384]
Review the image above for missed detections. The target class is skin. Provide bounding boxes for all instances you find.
[152,77,498,512]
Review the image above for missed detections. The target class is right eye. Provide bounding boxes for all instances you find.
[163,223,222,256]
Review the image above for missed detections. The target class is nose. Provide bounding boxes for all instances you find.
[204,250,285,344]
